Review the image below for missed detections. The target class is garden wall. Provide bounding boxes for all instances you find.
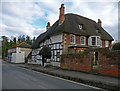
[60,48,120,77]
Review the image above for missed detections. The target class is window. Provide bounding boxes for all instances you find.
[92,37,96,45]
[105,41,109,47]
[57,52,60,58]
[81,36,85,45]
[78,25,83,30]
[97,37,100,45]
[70,34,75,43]
[90,36,101,46]
[96,30,99,33]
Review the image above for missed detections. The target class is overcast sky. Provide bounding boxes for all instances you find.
[0,0,119,42]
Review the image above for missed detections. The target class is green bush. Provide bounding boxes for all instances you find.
[112,42,120,50]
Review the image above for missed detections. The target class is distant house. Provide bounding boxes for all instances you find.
[30,4,113,66]
[8,42,32,63]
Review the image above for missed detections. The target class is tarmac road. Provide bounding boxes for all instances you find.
[2,61,99,90]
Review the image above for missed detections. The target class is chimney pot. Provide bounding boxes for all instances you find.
[98,19,102,26]
[46,22,50,30]
[61,4,64,7]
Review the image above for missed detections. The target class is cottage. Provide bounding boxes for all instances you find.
[30,4,113,66]
[8,42,32,63]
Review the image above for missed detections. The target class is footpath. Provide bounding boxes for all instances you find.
[12,63,119,90]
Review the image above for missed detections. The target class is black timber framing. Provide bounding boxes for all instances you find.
[38,42,62,62]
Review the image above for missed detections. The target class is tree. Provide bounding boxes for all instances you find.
[26,36,32,45]
[2,36,9,59]
[21,35,25,42]
[10,40,13,47]
[112,42,120,50]
[13,37,16,44]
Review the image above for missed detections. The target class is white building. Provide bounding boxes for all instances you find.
[8,42,32,63]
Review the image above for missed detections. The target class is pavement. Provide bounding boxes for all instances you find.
[2,61,99,89]
[11,62,120,90]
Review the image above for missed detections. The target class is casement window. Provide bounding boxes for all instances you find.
[80,36,86,45]
[105,41,109,47]
[90,36,101,46]
[97,37,101,46]
[92,37,96,45]
[78,25,83,30]
[70,34,75,44]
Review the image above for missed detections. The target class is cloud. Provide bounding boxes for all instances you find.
[1,2,46,38]
[1,1,118,42]
[64,2,118,41]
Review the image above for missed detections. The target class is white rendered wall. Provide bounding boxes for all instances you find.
[40,34,63,46]
[50,34,63,44]
[11,52,25,63]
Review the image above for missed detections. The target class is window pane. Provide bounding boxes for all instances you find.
[81,36,85,45]
[97,37,100,45]
[105,41,108,47]
[70,35,75,43]
[92,37,96,45]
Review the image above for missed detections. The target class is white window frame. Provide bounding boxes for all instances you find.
[78,25,83,30]
[70,34,75,44]
[89,36,101,46]
[80,36,86,45]
[105,41,109,47]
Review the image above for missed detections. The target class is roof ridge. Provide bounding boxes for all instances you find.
[65,13,96,23]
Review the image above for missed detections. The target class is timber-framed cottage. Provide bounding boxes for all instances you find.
[30,4,113,66]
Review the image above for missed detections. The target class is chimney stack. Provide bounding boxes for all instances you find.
[98,19,102,26]
[46,22,50,30]
[59,4,65,25]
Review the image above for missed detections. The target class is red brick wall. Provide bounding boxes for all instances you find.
[63,33,87,45]
[109,41,112,47]
[76,35,80,44]
[61,48,120,77]
[98,49,120,77]
[61,52,91,72]
[102,40,105,47]
[102,40,112,48]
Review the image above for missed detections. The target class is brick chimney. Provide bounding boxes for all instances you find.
[98,19,102,26]
[46,22,50,30]
[59,4,65,25]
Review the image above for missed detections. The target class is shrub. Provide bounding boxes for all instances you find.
[112,42,120,50]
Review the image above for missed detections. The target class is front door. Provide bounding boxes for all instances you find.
[90,51,99,70]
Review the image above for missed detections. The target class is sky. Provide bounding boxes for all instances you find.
[0,0,119,42]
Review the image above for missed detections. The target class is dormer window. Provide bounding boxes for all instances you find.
[78,25,83,30]
[96,30,99,33]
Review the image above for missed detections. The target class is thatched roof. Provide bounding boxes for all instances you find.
[10,42,31,49]
[32,13,113,49]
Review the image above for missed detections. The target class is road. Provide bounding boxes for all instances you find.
[2,61,99,89]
